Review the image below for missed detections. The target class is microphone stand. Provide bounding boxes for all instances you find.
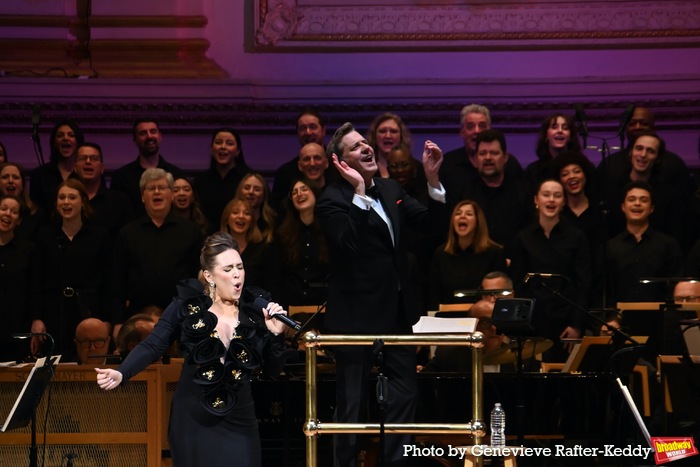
[527,277,648,455]
[529,276,640,349]
[585,134,621,308]
[12,333,57,467]
[30,105,44,167]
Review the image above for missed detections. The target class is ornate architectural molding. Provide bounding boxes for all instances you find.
[254,0,700,49]
[2,98,699,134]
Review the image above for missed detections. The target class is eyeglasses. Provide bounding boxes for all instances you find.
[144,185,171,193]
[76,155,101,163]
[75,338,109,349]
[290,185,310,198]
[481,289,514,299]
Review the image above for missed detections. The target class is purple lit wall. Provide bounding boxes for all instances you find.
[0,0,699,174]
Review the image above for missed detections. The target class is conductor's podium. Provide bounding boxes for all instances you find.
[0,363,181,467]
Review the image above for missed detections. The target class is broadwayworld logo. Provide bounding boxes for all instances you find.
[651,437,698,465]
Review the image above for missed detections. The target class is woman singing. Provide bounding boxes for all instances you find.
[96,232,289,467]
[271,178,329,307]
[31,179,111,359]
[428,200,506,309]
[508,179,591,362]
[0,195,36,362]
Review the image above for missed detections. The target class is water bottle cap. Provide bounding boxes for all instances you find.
[495,403,501,407]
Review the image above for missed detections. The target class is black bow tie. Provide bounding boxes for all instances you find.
[367,184,380,200]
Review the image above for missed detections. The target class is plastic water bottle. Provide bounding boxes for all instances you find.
[490,403,506,448]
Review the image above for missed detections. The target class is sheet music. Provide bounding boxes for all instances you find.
[412,316,477,334]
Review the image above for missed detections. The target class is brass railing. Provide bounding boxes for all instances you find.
[302,332,485,467]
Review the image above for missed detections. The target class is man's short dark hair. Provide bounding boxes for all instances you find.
[326,122,355,161]
[77,141,103,161]
[623,180,654,205]
[482,271,513,290]
[296,109,325,129]
[475,129,507,154]
[132,118,160,137]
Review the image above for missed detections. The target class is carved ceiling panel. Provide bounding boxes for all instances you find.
[254,0,700,49]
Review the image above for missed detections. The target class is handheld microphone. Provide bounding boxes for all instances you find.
[252,297,301,331]
[574,104,589,148]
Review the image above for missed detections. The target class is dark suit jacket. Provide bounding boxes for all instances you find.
[316,178,435,334]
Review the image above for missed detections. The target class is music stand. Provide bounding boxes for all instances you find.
[491,298,536,337]
[1,355,60,467]
[491,298,537,446]
[562,336,648,373]
[616,377,653,448]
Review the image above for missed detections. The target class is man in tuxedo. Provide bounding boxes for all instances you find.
[316,122,445,467]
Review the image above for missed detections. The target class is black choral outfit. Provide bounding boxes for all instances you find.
[14,207,48,243]
[33,221,112,360]
[596,149,691,247]
[29,162,64,213]
[117,280,287,467]
[605,227,683,305]
[111,213,203,323]
[83,183,134,237]
[193,163,250,234]
[454,173,532,251]
[508,220,591,362]
[109,156,185,217]
[427,244,507,309]
[0,235,36,361]
[439,146,524,205]
[268,226,329,309]
[240,240,272,291]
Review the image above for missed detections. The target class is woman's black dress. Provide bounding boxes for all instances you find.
[117,279,287,467]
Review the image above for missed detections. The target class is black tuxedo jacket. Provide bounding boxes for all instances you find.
[316,177,436,334]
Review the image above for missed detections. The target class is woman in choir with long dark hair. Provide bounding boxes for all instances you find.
[194,127,251,232]
[271,178,329,307]
[30,119,85,212]
[526,113,581,190]
[428,200,507,309]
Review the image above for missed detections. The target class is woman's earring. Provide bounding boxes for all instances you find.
[208,282,216,300]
